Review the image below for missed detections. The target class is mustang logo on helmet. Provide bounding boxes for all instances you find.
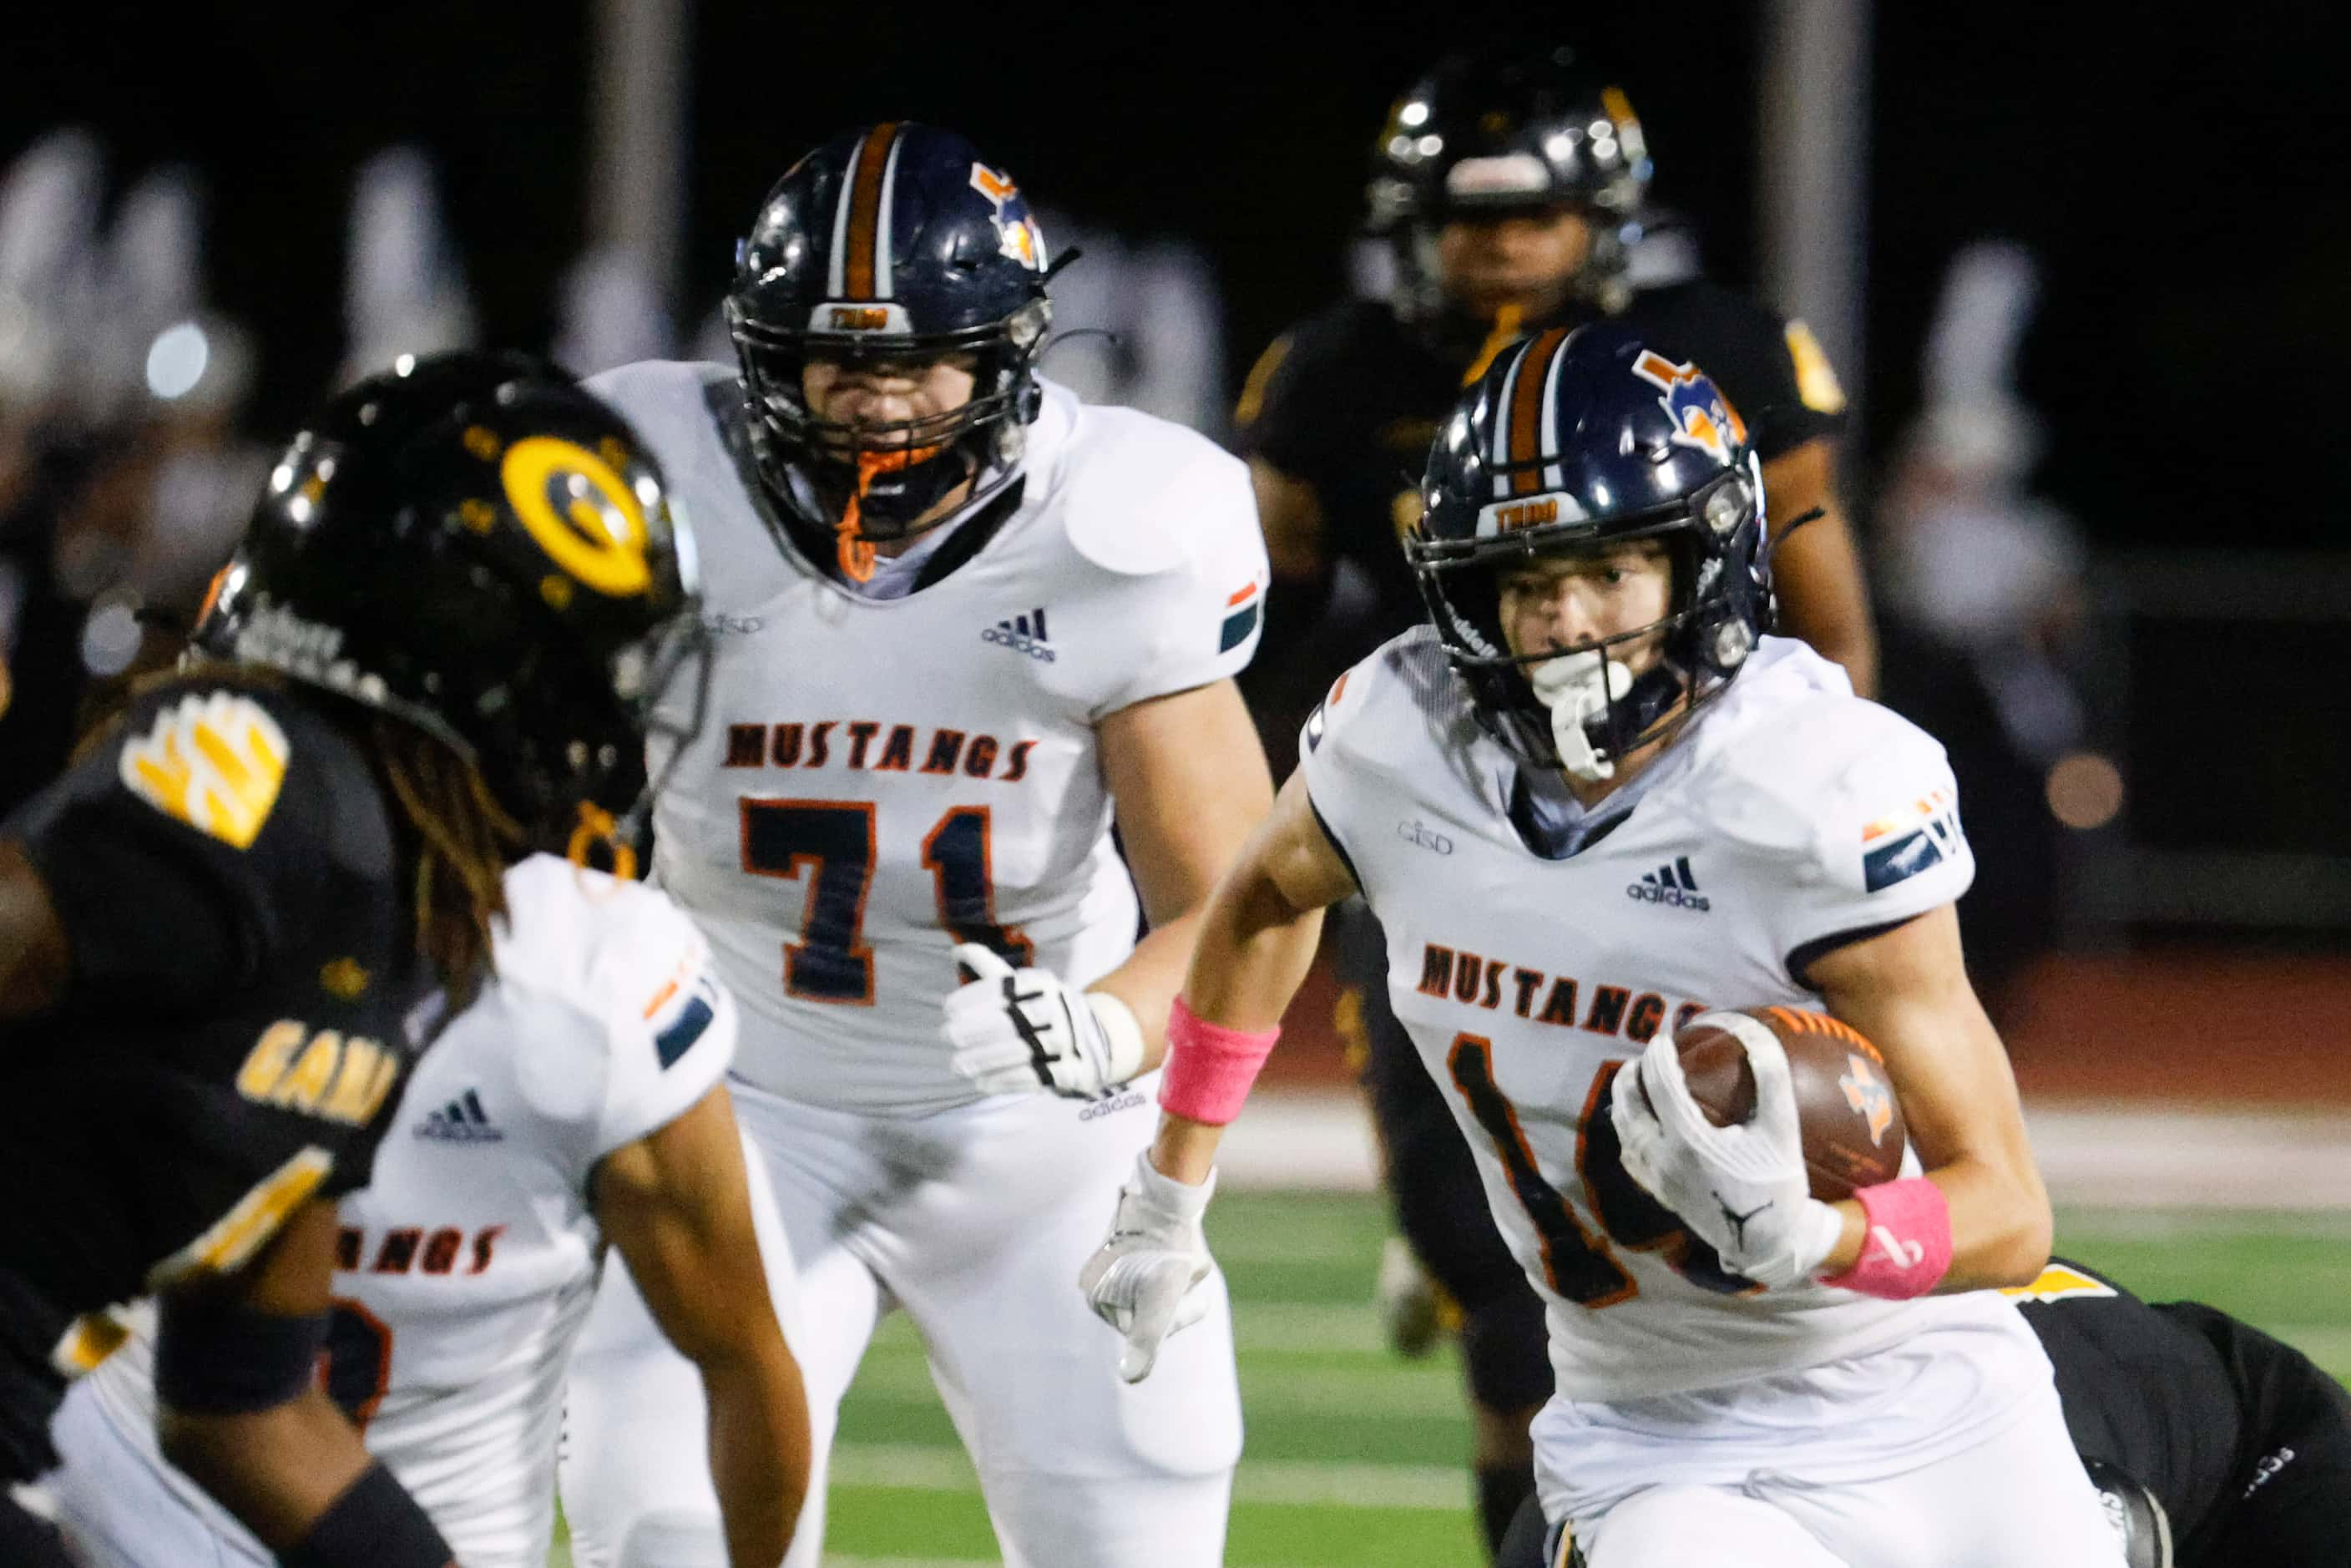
[1630,350,1748,466]
[969,161,1046,270]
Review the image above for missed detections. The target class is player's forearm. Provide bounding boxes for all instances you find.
[1921,1153,2052,1290]
[1150,1110,1227,1186]
[1814,1154,2050,1289]
[700,1340,812,1568]
[1182,860,1325,1033]
[159,1388,376,1548]
[1145,873,1323,1185]
[1088,908,1207,1072]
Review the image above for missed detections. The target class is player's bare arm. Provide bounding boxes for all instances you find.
[154,1198,417,1555]
[1090,676,1277,1065]
[593,1082,811,1568]
[1805,903,2053,1289]
[1762,438,1879,698]
[1246,456,1331,588]
[1150,769,1354,1186]
[0,839,69,1021]
[1084,771,1349,1382]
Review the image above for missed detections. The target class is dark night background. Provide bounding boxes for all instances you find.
[7,0,2349,879]
[7,0,2348,554]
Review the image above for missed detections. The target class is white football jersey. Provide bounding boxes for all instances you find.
[591,363,1267,1114]
[1302,630,2044,1402]
[69,855,736,1568]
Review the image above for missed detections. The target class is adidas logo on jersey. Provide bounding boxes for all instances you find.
[981,608,1056,662]
[415,1089,503,1143]
[1627,856,1710,912]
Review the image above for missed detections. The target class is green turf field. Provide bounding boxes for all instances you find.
[555,1195,2351,1566]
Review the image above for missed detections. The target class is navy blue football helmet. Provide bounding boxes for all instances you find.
[1369,43,1652,323]
[1408,323,1770,776]
[726,122,1053,559]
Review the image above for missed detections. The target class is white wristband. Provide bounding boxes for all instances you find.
[1085,990,1149,1086]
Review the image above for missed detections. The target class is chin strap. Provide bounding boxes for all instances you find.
[834,445,946,584]
[567,802,638,882]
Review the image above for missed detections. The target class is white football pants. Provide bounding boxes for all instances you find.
[559,1075,1241,1568]
[1570,1380,2125,1567]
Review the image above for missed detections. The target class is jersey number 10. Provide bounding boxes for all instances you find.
[1448,1034,1758,1308]
[741,798,1033,1004]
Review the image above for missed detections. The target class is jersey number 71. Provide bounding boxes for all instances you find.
[740,798,1032,1004]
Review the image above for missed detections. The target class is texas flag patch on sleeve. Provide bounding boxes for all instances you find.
[1859,787,1965,893]
[643,964,720,1070]
[1219,579,1263,653]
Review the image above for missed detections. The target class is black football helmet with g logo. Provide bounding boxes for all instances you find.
[1408,323,1771,776]
[197,352,709,848]
[726,122,1054,554]
[1369,43,1653,324]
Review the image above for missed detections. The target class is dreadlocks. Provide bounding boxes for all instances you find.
[372,717,523,1013]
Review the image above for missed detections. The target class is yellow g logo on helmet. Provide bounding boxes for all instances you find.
[499,436,655,597]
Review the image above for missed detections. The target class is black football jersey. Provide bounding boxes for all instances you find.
[0,675,438,1480]
[1238,282,1847,649]
[2016,1257,2295,1563]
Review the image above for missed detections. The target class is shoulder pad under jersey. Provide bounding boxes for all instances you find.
[1049,385,1256,578]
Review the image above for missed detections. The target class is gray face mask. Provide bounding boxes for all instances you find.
[1528,647,1634,782]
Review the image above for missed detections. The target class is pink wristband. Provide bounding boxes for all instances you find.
[1820,1176,1953,1299]
[1156,996,1280,1126]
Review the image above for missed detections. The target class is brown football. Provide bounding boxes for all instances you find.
[1642,1006,1907,1201]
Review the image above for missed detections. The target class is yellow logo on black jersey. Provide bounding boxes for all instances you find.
[119,692,290,850]
[2000,1262,2119,1303]
[236,1019,402,1128]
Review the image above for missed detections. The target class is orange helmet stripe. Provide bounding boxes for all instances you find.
[1508,327,1571,497]
[842,121,900,301]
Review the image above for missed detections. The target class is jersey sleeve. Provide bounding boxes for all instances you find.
[1766,710,1975,984]
[1645,283,1848,462]
[588,888,739,1160]
[1294,651,1402,898]
[1086,438,1271,717]
[6,684,372,1012]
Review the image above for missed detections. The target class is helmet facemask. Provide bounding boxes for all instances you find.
[1413,458,1768,780]
[729,296,1049,574]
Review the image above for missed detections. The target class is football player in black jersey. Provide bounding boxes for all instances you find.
[0,353,708,1568]
[2012,1259,2351,1568]
[1234,43,1878,1557]
[1494,1258,2351,1567]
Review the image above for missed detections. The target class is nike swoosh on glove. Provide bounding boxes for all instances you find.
[1079,1151,1217,1383]
[943,943,1147,1100]
[1609,1016,1844,1289]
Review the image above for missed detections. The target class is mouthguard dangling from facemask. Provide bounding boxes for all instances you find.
[1528,650,1636,782]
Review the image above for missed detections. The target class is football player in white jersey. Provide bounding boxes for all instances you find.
[1081,325,2124,1567]
[559,122,1268,1568]
[47,854,811,1568]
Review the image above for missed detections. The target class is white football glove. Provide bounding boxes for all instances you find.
[1609,1016,1844,1289]
[1079,1151,1217,1383]
[943,943,1147,1100]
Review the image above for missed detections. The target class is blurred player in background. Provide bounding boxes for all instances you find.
[0,354,721,1568]
[2009,1259,2351,1567]
[559,122,1268,1567]
[1231,42,1876,1553]
[1084,328,2121,1567]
